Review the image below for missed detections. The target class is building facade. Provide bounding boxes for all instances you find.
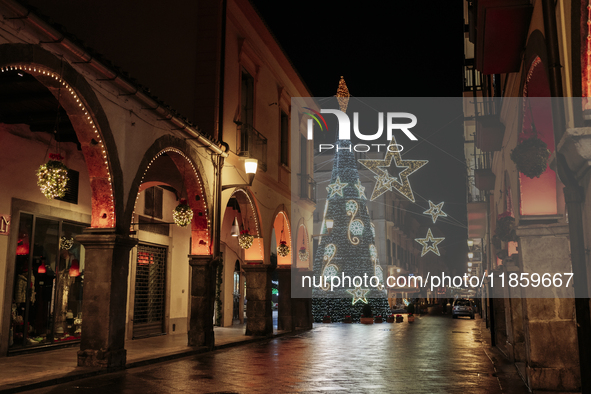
[0,0,315,365]
[464,0,591,391]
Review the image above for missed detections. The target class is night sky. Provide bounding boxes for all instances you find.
[252,1,469,273]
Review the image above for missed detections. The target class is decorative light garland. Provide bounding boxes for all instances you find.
[298,246,309,262]
[173,199,193,227]
[132,148,210,249]
[277,240,290,257]
[37,153,69,199]
[238,229,254,249]
[3,65,116,227]
[60,236,74,250]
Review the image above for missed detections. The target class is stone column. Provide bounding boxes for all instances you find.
[503,262,526,364]
[188,255,217,349]
[243,264,273,336]
[276,266,294,331]
[76,231,137,368]
[293,268,313,330]
[516,224,580,391]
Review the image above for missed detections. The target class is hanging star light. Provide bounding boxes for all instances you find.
[358,136,427,202]
[346,287,370,304]
[423,200,448,223]
[415,228,445,257]
[354,179,366,199]
[326,176,348,198]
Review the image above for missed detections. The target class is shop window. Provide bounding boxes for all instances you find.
[133,244,166,338]
[9,213,86,352]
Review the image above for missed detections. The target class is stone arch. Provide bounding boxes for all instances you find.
[295,217,310,268]
[0,44,124,231]
[125,135,213,254]
[271,206,292,266]
[517,30,557,216]
[224,188,264,262]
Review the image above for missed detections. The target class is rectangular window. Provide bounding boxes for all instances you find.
[10,213,86,352]
[241,69,254,128]
[55,169,79,205]
[144,186,163,219]
[280,111,289,166]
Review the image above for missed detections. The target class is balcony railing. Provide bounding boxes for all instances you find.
[237,122,267,171]
[298,174,316,203]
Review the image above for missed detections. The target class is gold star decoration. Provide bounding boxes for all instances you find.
[423,200,447,223]
[326,176,348,198]
[346,287,370,304]
[415,228,445,257]
[358,136,428,202]
[355,179,366,199]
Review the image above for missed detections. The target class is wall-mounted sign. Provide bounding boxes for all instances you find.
[0,215,10,235]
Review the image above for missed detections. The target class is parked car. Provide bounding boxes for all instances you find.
[452,299,475,319]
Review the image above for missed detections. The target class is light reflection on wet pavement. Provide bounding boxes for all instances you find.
[26,315,503,393]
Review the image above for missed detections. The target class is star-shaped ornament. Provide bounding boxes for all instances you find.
[355,180,366,199]
[423,200,447,223]
[346,287,370,305]
[326,176,348,198]
[415,228,445,257]
[358,136,427,202]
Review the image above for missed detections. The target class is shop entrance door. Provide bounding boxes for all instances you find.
[133,244,167,338]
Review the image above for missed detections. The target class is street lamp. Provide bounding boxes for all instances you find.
[222,158,259,190]
[326,219,334,232]
[468,252,474,259]
[467,239,474,247]
[468,262,472,267]
[231,217,240,237]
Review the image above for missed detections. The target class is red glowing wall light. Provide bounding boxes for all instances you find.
[69,259,80,277]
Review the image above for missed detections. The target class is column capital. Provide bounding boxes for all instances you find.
[188,255,216,267]
[242,263,274,273]
[75,230,138,250]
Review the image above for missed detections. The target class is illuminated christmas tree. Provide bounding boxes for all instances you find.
[312,77,390,322]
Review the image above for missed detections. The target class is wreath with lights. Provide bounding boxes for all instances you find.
[173,199,193,227]
[37,153,69,199]
[238,229,254,249]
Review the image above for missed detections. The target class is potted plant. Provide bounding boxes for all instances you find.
[510,136,550,179]
[408,313,415,323]
[374,315,383,323]
[406,302,415,315]
[360,304,374,324]
[343,315,353,324]
[395,314,404,323]
[386,314,395,323]
[322,315,331,323]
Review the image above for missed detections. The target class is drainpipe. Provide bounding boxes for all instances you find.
[542,0,591,391]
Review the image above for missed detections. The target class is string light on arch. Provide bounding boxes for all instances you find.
[131,148,210,244]
[230,188,262,259]
[2,64,116,227]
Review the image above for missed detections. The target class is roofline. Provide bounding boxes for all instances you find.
[0,0,228,157]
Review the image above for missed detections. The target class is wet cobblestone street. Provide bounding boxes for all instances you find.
[25,315,508,393]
